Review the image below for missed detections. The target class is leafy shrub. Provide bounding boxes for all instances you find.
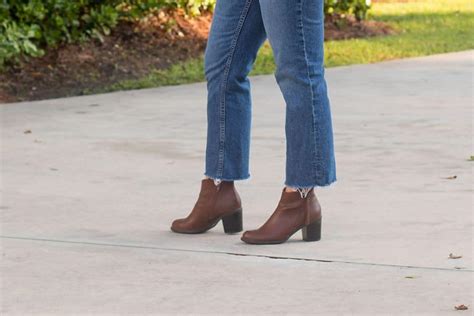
[0,0,369,68]
[325,0,371,21]
[0,0,121,67]
[0,19,43,66]
[175,0,215,16]
[117,0,214,21]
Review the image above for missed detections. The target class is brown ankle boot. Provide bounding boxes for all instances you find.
[171,178,243,234]
[241,187,322,244]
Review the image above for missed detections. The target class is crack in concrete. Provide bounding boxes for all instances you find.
[2,235,472,273]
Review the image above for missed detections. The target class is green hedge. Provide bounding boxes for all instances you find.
[0,0,369,67]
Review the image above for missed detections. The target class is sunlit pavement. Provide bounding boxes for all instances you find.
[1,51,472,315]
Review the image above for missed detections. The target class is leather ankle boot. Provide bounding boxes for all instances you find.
[241,187,322,244]
[171,178,243,234]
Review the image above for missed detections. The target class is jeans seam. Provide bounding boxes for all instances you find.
[297,0,322,184]
[216,0,254,179]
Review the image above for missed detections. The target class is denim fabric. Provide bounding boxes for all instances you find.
[204,0,336,189]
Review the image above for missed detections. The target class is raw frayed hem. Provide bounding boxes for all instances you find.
[284,177,337,191]
[285,186,313,198]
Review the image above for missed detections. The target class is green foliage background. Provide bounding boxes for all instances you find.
[0,0,370,67]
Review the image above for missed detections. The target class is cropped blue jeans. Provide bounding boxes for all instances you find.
[203,0,336,190]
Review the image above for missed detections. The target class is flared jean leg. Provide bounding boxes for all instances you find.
[259,0,336,188]
[203,0,267,181]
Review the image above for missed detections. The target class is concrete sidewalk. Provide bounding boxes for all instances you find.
[1,51,473,315]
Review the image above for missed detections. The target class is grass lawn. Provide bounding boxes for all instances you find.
[104,0,473,92]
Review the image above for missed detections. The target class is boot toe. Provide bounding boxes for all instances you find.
[241,229,287,244]
[241,230,260,243]
[170,218,187,232]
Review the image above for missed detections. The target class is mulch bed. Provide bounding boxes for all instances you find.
[0,11,394,103]
[325,14,394,40]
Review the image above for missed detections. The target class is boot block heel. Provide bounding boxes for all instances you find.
[302,217,322,242]
[222,208,243,234]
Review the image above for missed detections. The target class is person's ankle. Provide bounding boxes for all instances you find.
[285,186,298,192]
[285,185,313,198]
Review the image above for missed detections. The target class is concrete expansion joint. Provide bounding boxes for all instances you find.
[2,235,472,273]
